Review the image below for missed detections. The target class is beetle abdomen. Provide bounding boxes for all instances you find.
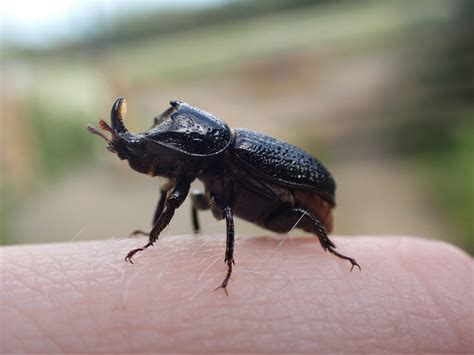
[232,129,336,206]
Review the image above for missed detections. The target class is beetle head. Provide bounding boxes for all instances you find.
[87,97,158,175]
[88,97,232,178]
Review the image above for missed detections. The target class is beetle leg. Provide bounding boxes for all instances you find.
[125,180,191,263]
[129,185,170,238]
[152,187,169,226]
[293,207,361,272]
[152,106,175,127]
[128,230,149,238]
[215,207,235,295]
[190,190,210,233]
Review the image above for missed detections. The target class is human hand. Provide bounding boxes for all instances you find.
[1,235,472,353]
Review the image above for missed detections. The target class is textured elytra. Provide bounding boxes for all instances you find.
[232,128,336,205]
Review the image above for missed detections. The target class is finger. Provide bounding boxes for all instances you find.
[1,236,472,353]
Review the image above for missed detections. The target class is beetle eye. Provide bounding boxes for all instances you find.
[127,139,145,152]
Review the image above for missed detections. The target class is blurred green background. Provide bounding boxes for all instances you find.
[1,0,472,253]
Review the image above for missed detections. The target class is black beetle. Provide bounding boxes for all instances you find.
[87,98,360,293]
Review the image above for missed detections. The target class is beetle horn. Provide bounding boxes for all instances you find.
[111,97,129,134]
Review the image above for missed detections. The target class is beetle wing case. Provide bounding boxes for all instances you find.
[145,102,232,157]
[231,128,336,206]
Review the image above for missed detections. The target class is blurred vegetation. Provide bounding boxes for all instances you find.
[84,0,332,49]
[1,0,472,252]
[389,0,473,252]
[4,0,333,58]
[0,187,13,245]
[26,100,97,176]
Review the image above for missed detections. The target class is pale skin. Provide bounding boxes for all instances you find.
[1,235,472,353]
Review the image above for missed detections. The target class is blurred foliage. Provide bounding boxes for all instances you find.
[390,0,473,252]
[1,100,96,245]
[0,186,14,245]
[87,0,331,46]
[2,0,472,251]
[25,100,96,176]
[31,0,333,54]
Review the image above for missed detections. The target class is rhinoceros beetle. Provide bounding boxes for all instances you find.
[87,98,360,293]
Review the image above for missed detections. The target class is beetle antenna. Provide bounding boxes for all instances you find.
[87,124,110,142]
[98,119,119,138]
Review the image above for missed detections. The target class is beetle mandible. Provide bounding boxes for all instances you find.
[87,98,360,294]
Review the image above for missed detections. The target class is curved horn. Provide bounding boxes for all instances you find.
[111,97,128,134]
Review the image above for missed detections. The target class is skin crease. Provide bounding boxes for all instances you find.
[0,236,472,353]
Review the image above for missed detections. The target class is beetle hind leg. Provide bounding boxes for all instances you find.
[326,247,361,272]
[293,207,361,272]
[265,207,360,271]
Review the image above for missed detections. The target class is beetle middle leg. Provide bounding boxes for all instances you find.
[214,206,235,296]
[190,190,210,233]
[125,180,190,263]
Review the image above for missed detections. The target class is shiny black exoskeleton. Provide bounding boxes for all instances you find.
[87,98,360,293]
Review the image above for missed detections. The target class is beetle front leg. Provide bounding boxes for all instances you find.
[129,184,170,237]
[215,207,235,295]
[152,105,175,127]
[125,180,191,263]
